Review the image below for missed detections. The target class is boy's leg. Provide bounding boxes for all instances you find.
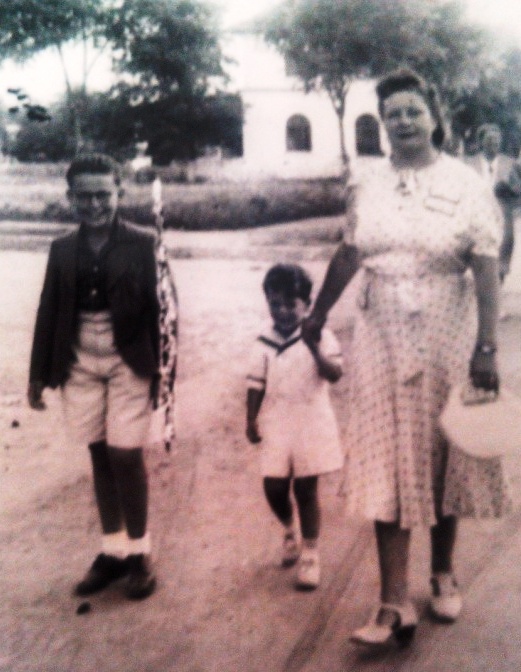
[89,440,124,535]
[107,446,149,541]
[75,440,130,596]
[293,476,320,589]
[108,445,156,599]
[263,476,300,566]
[263,476,293,526]
[293,476,320,542]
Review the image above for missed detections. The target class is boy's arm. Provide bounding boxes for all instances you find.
[27,244,60,410]
[28,381,46,410]
[246,388,264,443]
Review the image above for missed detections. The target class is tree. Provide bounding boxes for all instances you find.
[0,0,118,152]
[103,0,237,163]
[263,0,488,163]
[107,0,224,99]
[452,47,521,157]
[0,0,238,163]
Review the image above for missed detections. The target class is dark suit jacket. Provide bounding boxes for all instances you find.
[29,218,160,390]
[464,152,517,272]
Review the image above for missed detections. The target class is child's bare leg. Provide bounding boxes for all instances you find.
[293,475,321,588]
[293,476,320,544]
[264,476,299,566]
[263,476,293,526]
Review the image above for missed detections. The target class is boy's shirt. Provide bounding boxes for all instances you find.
[247,323,342,401]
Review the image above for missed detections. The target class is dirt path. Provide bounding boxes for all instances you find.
[2,219,521,672]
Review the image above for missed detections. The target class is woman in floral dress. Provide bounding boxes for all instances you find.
[303,68,511,648]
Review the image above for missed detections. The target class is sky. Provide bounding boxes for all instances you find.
[1,0,521,110]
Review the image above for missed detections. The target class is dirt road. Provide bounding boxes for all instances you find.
[2,219,521,672]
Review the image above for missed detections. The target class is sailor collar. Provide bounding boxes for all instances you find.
[257,326,302,356]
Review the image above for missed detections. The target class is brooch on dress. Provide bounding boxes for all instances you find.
[396,169,418,195]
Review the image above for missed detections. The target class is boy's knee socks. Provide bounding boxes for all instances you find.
[101,529,129,559]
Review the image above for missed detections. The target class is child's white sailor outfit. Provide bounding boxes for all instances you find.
[247,324,344,478]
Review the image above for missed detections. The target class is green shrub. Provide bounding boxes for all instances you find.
[123,177,346,230]
[0,164,346,230]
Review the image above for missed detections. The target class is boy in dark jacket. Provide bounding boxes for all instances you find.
[28,153,159,599]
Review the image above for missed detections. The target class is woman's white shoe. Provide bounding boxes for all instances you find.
[430,573,462,622]
[350,602,418,648]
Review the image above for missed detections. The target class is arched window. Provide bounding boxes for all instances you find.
[355,114,383,156]
[286,115,312,152]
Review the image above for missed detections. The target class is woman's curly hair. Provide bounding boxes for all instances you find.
[376,67,446,149]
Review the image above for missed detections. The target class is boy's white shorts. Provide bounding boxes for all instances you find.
[61,311,152,448]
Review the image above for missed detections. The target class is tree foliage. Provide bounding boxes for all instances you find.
[452,48,521,156]
[107,0,225,100]
[263,0,488,162]
[0,0,239,163]
[0,0,115,87]
[0,0,119,152]
[103,0,238,163]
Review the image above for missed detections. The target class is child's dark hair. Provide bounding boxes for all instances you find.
[66,152,122,187]
[262,264,313,303]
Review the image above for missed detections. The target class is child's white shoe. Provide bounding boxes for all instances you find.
[282,530,300,567]
[296,548,320,589]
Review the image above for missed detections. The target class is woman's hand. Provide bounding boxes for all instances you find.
[469,348,499,392]
[302,310,327,345]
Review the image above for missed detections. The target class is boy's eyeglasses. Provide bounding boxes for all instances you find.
[73,191,114,204]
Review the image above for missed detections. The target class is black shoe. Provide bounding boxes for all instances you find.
[125,554,156,600]
[75,553,129,596]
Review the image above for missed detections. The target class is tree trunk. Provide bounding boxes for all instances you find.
[336,109,348,165]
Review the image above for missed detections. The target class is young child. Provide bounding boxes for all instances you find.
[28,153,161,600]
[246,264,344,589]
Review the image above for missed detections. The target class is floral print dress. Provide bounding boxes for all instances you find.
[343,154,512,528]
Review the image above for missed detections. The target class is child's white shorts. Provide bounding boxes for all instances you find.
[61,311,152,448]
[259,401,344,478]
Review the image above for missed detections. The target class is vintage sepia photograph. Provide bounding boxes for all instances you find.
[2,1,521,670]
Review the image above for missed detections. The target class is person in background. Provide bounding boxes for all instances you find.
[303,69,511,648]
[246,264,343,590]
[28,153,160,600]
[465,123,517,281]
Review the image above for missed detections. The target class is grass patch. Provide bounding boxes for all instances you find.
[0,163,346,230]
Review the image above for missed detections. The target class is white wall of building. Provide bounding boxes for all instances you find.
[221,32,387,178]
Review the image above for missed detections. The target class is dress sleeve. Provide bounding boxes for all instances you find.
[246,339,268,391]
[468,179,502,258]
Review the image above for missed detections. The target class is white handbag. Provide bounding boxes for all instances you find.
[439,383,521,458]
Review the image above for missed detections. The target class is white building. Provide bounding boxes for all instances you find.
[214,31,388,178]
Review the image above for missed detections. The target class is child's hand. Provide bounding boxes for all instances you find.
[27,381,46,410]
[302,324,320,353]
[302,311,325,345]
[246,419,262,444]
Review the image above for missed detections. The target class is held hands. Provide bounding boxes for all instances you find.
[301,310,327,347]
[246,419,262,444]
[27,381,46,410]
[469,348,499,392]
